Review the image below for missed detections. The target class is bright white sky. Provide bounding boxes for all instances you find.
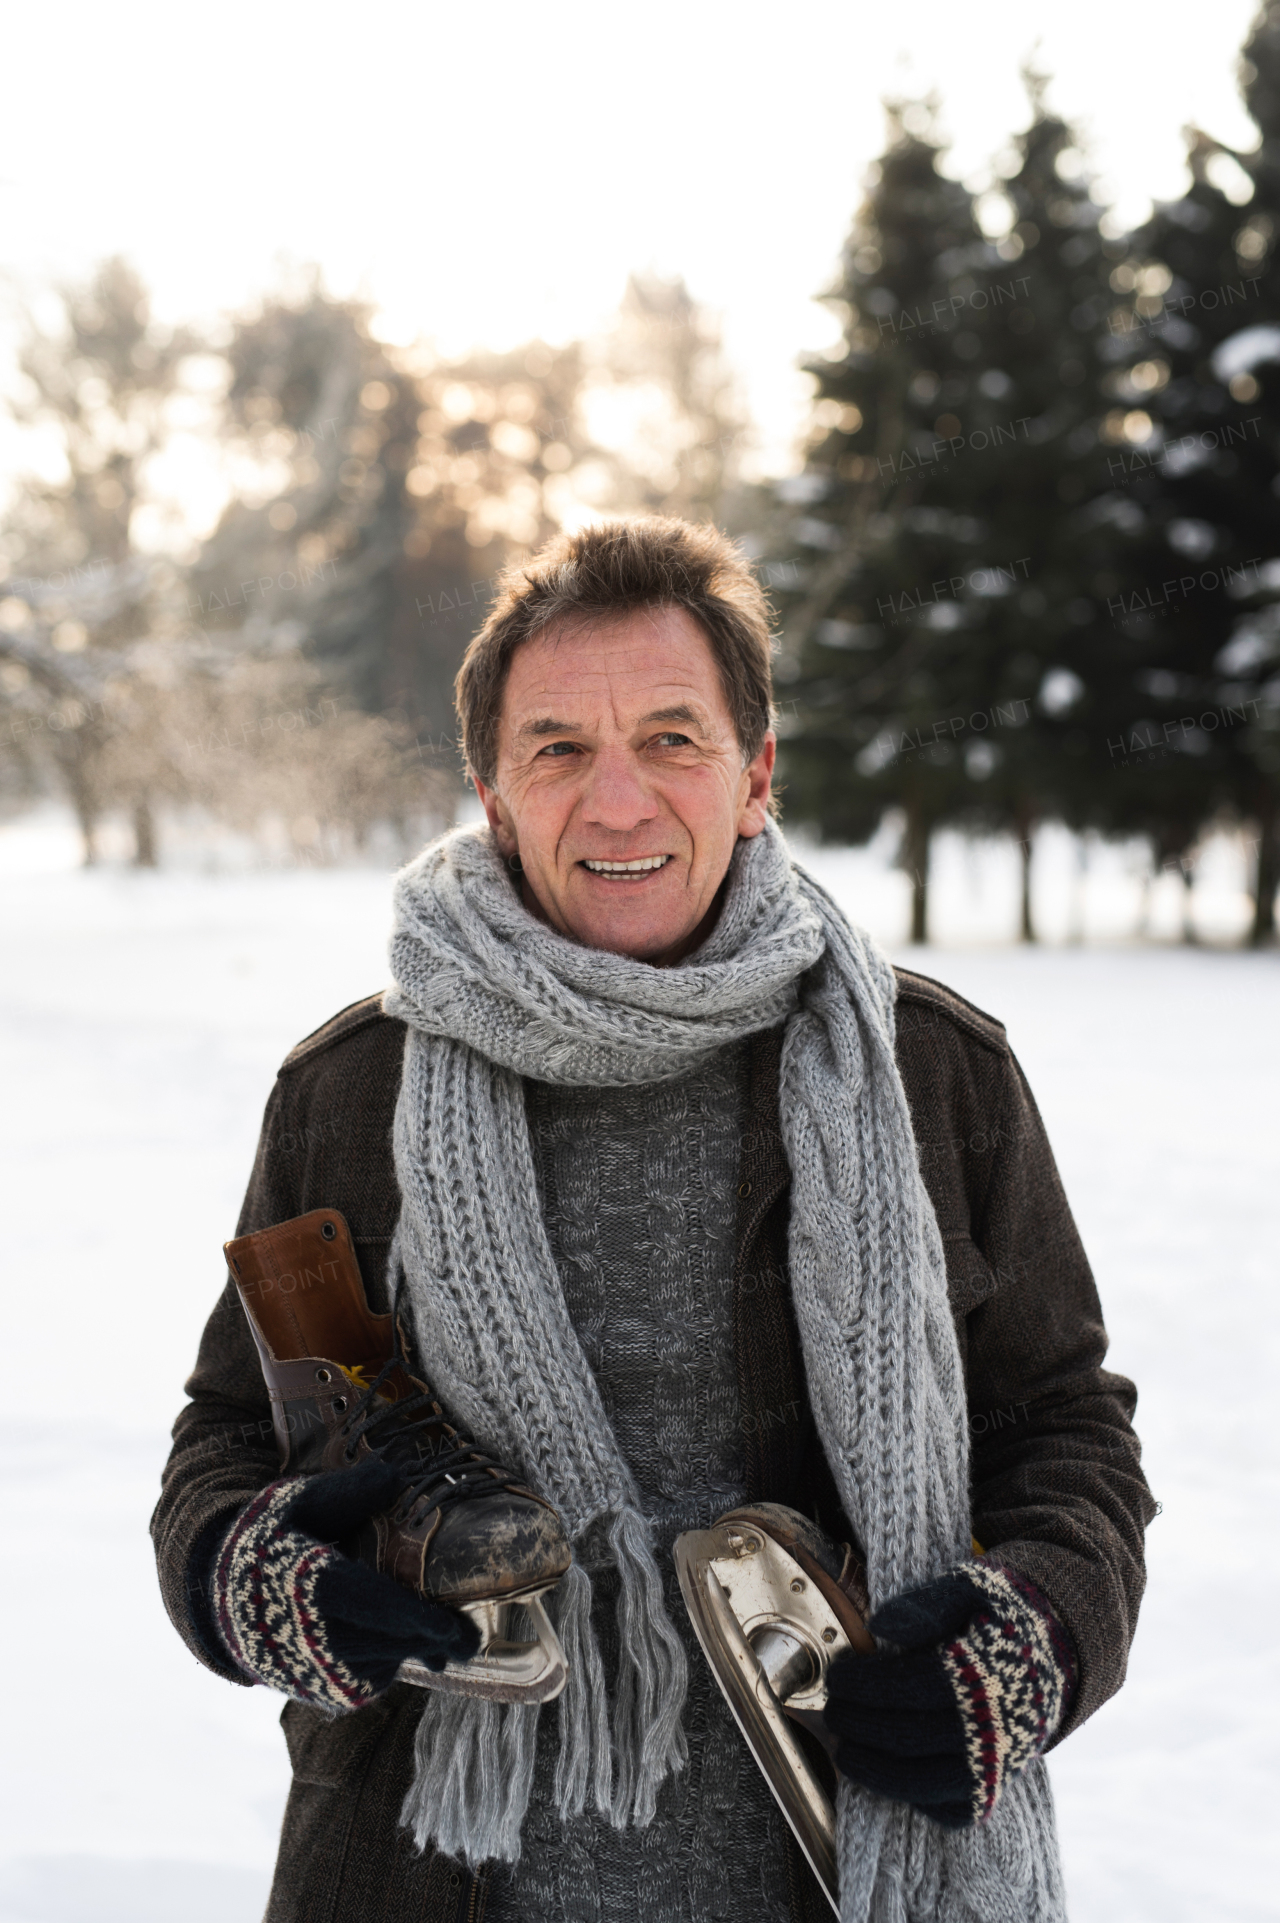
[0,0,1264,485]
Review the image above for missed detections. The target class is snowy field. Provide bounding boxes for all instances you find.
[1,806,1277,1923]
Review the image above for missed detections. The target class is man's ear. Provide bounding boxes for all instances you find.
[736,733,776,839]
[473,775,519,859]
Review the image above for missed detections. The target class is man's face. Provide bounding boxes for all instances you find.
[474,605,775,963]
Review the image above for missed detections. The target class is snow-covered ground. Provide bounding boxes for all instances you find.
[1,807,1276,1923]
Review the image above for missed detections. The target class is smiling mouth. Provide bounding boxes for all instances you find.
[580,855,672,877]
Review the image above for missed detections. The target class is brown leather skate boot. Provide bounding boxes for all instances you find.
[223,1207,571,1701]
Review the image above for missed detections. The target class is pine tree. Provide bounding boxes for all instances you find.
[1053,158,1250,935]
[941,78,1124,938]
[1075,2,1280,941]
[773,107,993,939]
[1233,3,1280,937]
[775,95,1118,940]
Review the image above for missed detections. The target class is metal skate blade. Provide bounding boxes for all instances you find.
[397,1588,568,1703]
[675,1520,845,1915]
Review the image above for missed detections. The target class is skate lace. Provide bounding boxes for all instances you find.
[337,1356,510,1517]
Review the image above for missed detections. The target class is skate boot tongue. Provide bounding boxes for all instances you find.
[336,1356,510,1513]
[336,1356,572,1609]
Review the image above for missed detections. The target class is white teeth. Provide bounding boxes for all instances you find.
[582,855,671,873]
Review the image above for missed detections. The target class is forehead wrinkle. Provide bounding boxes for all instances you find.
[501,604,732,750]
[511,672,715,741]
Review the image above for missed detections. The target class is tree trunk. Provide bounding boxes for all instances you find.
[1250,808,1279,946]
[1014,803,1036,943]
[1137,862,1153,941]
[1180,859,1198,945]
[132,796,158,869]
[66,764,99,867]
[903,797,930,945]
[1067,834,1088,945]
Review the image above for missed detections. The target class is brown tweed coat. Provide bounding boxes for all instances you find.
[152,966,1154,1923]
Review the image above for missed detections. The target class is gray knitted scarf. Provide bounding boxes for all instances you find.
[385,817,1066,1923]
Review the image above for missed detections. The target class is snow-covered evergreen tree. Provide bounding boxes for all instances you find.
[774,107,997,938]
[776,96,1112,939]
[909,79,1125,938]
[1101,1,1280,940]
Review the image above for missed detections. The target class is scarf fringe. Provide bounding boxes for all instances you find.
[400,1676,540,1868]
[550,1560,614,1822]
[401,1512,688,1867]
[605,1506,688,1828]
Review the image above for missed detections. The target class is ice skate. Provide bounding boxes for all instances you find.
[675,1503,876,1913]
[224,1207,571,1703]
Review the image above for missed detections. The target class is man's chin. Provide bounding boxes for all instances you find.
[569,909,698,962]
[559,873,702,962]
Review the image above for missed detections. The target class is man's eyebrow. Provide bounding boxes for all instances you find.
[516,717,581,740]
[638,704,711,735]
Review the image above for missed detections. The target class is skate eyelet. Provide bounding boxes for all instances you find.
[321,1221,336,1241]
[333,1397,347,1413]
[315,1368,332,1383]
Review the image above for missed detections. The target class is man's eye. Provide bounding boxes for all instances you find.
[652,732,693,749]
[537,741,579,757]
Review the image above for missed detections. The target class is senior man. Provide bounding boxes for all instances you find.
[153,517,1152,1923]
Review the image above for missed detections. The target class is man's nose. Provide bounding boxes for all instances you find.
[580,746,658,833]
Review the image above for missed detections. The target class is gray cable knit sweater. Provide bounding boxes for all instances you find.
[483,1043,793,1922]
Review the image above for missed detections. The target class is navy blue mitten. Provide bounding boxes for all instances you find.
[824,1560,1077,1828]
[211,1456,479,1711]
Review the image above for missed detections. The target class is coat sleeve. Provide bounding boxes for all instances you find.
[962,1049,1157,1743]
[149,1076,302,1681]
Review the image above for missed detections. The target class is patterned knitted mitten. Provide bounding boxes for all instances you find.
[212,1455,479,1711]
[824,1560,1077,1829]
